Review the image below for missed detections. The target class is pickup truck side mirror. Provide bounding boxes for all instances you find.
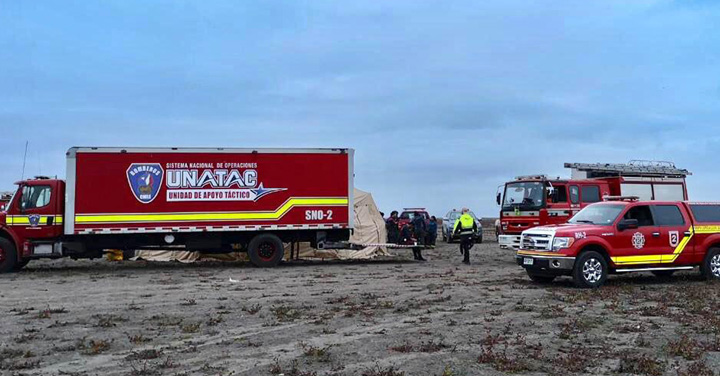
[496,193,501,206]
[617,218,639,231]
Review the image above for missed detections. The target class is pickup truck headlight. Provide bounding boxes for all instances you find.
[552,237,575,251]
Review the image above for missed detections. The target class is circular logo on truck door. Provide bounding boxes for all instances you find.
[632,232,646,249]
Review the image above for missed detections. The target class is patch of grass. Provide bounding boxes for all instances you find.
[37,306,66,319]
[665,335,705,360]
[270,305,303,322]
[618,353,665,376]
[181,298,197,306]
[77,338,112,355]
[125,349,162,361]
[93,314,127,328]
[243,304,262,315]
[477,342,530,373]
[181,323,201,333]
[127,333,152,345]
[362,364,405,376]
[677,361,716,376]
[299,342,332,362]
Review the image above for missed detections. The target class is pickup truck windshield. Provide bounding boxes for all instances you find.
[568,204,625,225]
[503,182,545,211]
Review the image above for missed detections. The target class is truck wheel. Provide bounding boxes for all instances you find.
[700,247,720,280]
[248,234,284,267]
[527,271,555,284]
[0,238,18,273]
[572,251,608,288]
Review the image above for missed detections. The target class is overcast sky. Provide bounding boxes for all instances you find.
[1,0,719,217]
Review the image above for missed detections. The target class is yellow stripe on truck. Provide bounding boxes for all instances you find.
[6,215,63,226]
[75,197,349,224]
[612,227,695,265]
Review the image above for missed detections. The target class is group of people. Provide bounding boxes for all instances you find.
[382,208,477,264]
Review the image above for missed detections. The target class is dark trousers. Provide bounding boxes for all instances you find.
[460,235,474,263]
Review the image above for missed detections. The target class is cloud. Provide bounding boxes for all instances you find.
[1,0,720,217]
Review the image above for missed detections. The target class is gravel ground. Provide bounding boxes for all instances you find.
[1,241,720,376]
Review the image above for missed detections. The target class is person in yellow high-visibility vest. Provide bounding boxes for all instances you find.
[453,208,478,264]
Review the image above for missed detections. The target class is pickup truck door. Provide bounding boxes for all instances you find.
[650,204,694,264]
[612,204,665,266]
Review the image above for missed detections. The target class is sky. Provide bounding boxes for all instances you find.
[1,0,720,217]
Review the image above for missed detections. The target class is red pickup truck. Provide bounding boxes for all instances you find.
[516,198,720,288]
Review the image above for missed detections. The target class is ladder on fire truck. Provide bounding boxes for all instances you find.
[564,160,691,179]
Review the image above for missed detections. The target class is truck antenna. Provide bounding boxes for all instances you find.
[21,141,28,180]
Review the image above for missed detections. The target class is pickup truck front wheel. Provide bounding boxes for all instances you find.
[572,251,608,288]
[248,234,284,268]
[0,238,18,273]
[701,247,720,280]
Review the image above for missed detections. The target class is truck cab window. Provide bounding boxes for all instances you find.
[624,205,654,227]
[21,186,52,210]
[652,205,685,226]
[550,185,568,203]
[570,186,580,204]
[581,186,601,203]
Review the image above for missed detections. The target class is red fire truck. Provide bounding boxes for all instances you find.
[497,161,690,249]
[516,198,720,288]
[0,147,354,272]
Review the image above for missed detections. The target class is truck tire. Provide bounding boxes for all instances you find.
[0,238,18,273]
[527,271,555,284]
[248,234,284,268]
[572,250,608,288]
[700,247,720,280]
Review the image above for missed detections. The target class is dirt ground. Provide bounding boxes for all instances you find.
[2,241,720,376]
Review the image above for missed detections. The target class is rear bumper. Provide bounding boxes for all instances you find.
[499,235,521,249]
[515,252,575,274]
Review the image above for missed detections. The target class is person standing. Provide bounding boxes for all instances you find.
[427,216,438,246]
[411,212,427,261]
[386,211,400,244]
[453,208,478,264]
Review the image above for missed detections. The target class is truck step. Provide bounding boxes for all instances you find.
[615,266,694,273]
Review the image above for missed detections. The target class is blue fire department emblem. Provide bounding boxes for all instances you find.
[127,163,164,204]
[28,214,41,227]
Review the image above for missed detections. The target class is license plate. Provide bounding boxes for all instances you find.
[523,258,534,266]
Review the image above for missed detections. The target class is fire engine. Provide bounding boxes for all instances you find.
[0,147,354,272]
[516,197,720,288]
[497,161,690,249]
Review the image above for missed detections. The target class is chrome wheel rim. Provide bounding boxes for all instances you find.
[711,254,720,278]
[583,258,603,283]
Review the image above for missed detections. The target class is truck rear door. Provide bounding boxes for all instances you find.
[650,204,694,264]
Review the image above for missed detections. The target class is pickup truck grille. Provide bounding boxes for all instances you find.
[521,233,552,251]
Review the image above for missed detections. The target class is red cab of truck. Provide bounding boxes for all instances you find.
[497,161,690,249]
[0,147,354,272]
[516,197,720,287]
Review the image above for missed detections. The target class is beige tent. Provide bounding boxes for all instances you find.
[134,188,389,263]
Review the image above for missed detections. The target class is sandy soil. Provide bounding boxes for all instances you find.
[1,241,720,376]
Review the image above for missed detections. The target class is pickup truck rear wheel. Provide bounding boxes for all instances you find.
[701,247,720,280]
[572,251,608,288]
[248,234,284,268]
[0,238,18,273]
[527,271,555,284]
